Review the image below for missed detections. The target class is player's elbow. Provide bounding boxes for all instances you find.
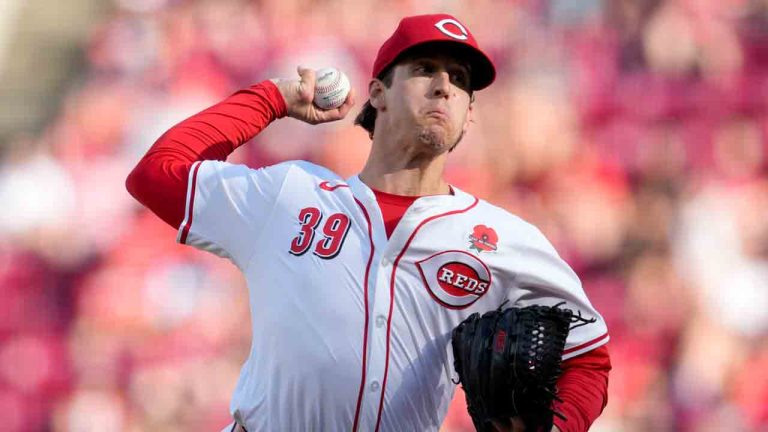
[126,158,164,211]
[124,155,189,228]
[125,161,149,205]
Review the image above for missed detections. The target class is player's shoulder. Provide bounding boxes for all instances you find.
[470,196,553,250]
[281,160,344,182]
[200,159,342,182]
[470,196,532,230]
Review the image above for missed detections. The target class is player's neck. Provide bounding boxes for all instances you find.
[359,147,450,196]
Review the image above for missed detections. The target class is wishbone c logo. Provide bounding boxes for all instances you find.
[434,18,469,41]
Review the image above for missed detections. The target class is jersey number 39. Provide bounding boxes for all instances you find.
[289,207,351,259]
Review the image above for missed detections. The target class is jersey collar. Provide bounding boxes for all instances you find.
[346,175,475,211]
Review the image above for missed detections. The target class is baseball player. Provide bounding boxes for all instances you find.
[126,14,611,432]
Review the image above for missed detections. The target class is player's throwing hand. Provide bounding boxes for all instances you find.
[272,66,356,125]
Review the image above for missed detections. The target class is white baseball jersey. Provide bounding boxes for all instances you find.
[177,160,609,432]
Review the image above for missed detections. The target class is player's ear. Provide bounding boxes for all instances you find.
[369,79,386,111]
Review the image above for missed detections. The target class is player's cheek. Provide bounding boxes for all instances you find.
[455,110,468,132]
[406,96,423,122]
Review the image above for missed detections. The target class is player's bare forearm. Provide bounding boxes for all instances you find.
[272,66,355,125]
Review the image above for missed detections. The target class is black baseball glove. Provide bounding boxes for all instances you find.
[451,303,594,432]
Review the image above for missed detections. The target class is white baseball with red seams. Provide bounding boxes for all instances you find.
[313,67,351,110]
[178,160,610,432]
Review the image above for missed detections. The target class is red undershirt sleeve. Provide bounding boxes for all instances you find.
[552,344,611,432]
[125,80,287,228]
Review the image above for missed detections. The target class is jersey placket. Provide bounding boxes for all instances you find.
[375,191,477,431]
[368,200,431,431]
[348,177,393,431]
[348,176,475,431]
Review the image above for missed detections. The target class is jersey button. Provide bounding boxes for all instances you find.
[376,315,386,328]
[370,380,380,392]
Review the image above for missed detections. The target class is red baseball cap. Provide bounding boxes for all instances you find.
[371,14,496,90]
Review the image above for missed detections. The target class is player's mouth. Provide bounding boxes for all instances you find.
[424,109,449,121]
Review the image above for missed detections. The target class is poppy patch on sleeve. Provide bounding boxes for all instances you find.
[468,224,498,253]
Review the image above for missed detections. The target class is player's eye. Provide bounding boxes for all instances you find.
[450,70,471,91]
[413,63,434,75]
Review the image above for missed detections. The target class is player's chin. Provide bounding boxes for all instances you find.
[417,130,447,153]
[417,125,456,154]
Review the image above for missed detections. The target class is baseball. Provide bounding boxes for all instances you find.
[313,67,351,110]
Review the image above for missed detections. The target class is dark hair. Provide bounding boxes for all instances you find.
[353,67,395,139]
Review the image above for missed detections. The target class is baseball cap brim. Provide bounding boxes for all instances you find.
[380,40,495,91]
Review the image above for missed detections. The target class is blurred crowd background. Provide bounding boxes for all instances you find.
[1,0,768,430]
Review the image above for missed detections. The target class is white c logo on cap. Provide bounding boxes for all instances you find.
[434,18,469,41]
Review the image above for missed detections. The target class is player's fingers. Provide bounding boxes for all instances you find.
[296,66,315,103]
[490,420,507,432]
[297,65,315,82]
[490,418,524,432]
[334,88,356,118]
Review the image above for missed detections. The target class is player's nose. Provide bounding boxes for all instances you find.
[430,71,451,99]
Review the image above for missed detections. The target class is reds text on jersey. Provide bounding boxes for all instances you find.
[178,160,609,432]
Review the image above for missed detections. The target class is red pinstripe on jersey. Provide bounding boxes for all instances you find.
[179,161,203,244]
[563,332,609,356]
[351,198,375,432]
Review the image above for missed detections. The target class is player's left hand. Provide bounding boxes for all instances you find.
[490,418,561,431]
[272,66,356,125]
[490,417,526,431]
